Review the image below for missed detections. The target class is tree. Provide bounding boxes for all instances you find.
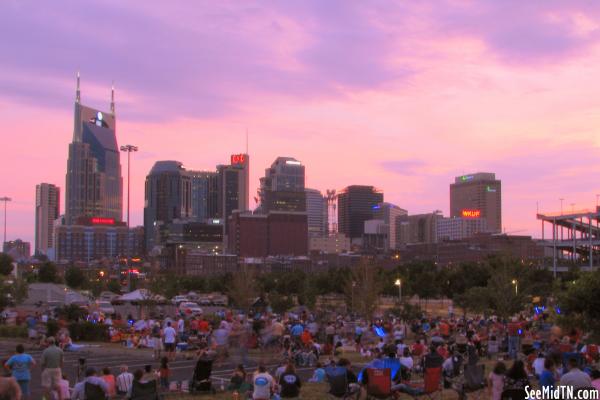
[558,270,600,340]
[0,253,14,276]
[38,261,59,283]
[228,265,258,311]
[65,266,86,288]
[344,260,382,317]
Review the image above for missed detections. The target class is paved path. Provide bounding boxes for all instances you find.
[0,341,321,398]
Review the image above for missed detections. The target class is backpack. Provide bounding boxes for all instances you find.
[84,382,107,400]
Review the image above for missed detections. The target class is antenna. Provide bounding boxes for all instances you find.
[110,80,115,116]
[76,71,81,103]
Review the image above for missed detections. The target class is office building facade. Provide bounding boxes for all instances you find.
[258,157,306,213]
[450,172,501,233]
[228,211,308,257]
[3,239,31,262]
[35,183,60,255]
[188,170,218,221]
[144,161,192,250]
[65,75,122,224]
[437,217,488,241]
[337,185,383,239]
[216,154,250,224]
[54,218,144,263]
[373,202,407,250]
[305,188,328,237]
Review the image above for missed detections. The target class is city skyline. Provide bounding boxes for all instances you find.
[2,1,600,244]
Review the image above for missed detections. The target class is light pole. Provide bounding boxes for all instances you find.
[120,144,138,291]
[559,198,564,215]
[351,281,356,314]
[120,145,138,228]
[511,279,518,296]
[0,197,11,246]
[395,278,402,303]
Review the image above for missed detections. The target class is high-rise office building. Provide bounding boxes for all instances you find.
[65,74,122,224]
[188,170,218,222]
[217,154,250,224]
[337,185,383,239]
[144,161,192,250]
[258,157,306,213]
[397,212,442,245]
[372,202,407,250]
[450,172,501,233]
[35,183,60,255]
[437,217,487,241]
[305,188,328,237]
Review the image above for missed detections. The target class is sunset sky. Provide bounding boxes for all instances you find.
[2,0,600,244]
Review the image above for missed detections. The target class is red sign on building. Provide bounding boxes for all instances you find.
[91,217,116,225]
[231,154,246,165]
[461,209,481,218]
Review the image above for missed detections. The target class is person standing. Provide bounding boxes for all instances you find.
[162,321,177,361]
[116,365,134,396]
[4,344,36,399]
[41,337,64,400]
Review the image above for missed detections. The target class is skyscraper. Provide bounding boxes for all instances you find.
[450,172,501,233]
[65,74,122,224]
[337,185,383,240]
[258,157,306,213]
[144,161,192,250]
[305,188,328,237]
[188,170,218,222]
[217,154,250,223]
[35,183,60,255]
[372,202,407,250]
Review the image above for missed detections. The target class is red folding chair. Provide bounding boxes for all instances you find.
[421,367,442,399]
[365,368,393,399]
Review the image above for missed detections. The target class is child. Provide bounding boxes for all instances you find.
[159,357,170,390]
[58,374,71,400]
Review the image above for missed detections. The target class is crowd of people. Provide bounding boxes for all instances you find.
[1,304,600,399]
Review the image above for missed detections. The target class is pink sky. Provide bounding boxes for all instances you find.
[2,1,600,244]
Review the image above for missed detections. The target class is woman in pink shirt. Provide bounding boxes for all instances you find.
[487,361,507,400]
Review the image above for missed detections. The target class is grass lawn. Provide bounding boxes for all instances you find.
[162,382,475,399]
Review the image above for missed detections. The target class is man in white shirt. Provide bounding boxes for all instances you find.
[116,365,133,396]
[252,365,275,400]
[163,321,177,361]
[532,352,545,378]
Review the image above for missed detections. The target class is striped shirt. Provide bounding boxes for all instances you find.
[116,372,133,393]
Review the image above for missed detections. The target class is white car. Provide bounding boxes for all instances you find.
[178,302,203,315]
[171,295,189,306]
[95,301,115,315]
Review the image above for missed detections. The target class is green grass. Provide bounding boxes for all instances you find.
[161,382,484,399]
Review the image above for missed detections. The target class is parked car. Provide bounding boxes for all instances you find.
[94,300,115,315]
[171,295,189,306]
[178,302,203,315]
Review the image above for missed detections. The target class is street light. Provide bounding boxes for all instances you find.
[511,279,518,296]
[395,278,402,303]
[120,144,138,292]
[0,197,11,246]
[120,145,138,228]
[559,198,564,215]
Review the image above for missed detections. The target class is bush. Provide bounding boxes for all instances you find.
[0,325,27,338]
[68,322,109,342]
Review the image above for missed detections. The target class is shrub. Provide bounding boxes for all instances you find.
[68,322,109,342]
[0,324,27,338]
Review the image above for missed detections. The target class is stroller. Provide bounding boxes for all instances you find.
[190,357,215,394]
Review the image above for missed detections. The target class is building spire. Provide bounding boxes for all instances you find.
[76,71,81,103]
[110,80,115,116]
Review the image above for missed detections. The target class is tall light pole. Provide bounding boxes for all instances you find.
[559,198,564,215]
[120,145,138,228]
[120,145,138,291]
[511,279,518,296]
[395,278,402,303]
[0,197,11,246]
